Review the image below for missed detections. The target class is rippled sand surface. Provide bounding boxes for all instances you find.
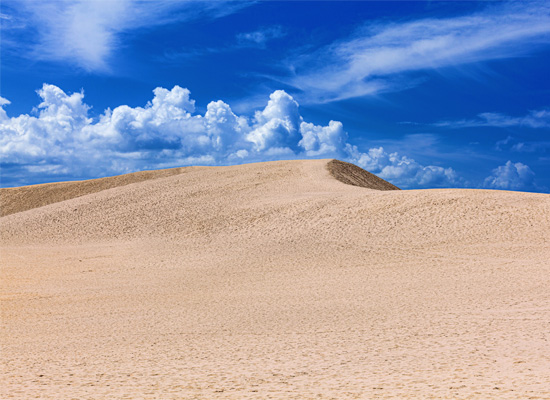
[2,159,549,399]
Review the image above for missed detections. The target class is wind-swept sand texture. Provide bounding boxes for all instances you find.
[1,159,549,399]
[0,166,197,217]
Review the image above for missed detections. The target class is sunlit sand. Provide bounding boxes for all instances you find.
[2,159,549,399]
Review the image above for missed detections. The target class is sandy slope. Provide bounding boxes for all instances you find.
[0,166,200,217]
[1,159,549,399]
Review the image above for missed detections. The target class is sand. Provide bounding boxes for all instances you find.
[1,159,549,399]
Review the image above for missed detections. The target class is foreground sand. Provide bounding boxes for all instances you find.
[1,159,549,399]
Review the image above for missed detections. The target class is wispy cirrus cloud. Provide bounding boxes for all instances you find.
[2,0,250,72]
[495,136,550,155]
[162,24,286,62]
[432,108,550,129]
[236,26,286,48]
[285,1,550,103]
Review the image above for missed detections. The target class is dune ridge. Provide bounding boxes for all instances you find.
[0,159,396,218]
[1,159,549,399]
[0,166,201,217]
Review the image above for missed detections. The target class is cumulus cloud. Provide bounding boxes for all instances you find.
[1,84,460,189]
[345,145,459,188]
[0,85,90,164]
[247,90,302,152]
[300,121,347,157]
[0,97,11,121]
[287,1,550,103]
[483,161,536,191]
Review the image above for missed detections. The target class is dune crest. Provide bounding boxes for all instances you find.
[1,159,396,218]
[0,166,199,217]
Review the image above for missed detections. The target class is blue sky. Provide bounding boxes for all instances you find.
[1,0,549,191]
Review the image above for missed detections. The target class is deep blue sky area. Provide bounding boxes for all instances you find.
[1,0,549,191]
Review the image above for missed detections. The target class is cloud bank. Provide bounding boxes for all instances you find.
[1,84,462,188]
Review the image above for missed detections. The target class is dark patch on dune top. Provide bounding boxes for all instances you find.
[327,159,400,191]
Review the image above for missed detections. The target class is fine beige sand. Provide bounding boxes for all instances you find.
[1,159,549,399]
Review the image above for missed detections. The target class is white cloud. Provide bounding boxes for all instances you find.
[0,97,11,121]
[299,121,347,157]
[236,26,286,48]
[4,0,248,71]
[345,145,459,188]
[204,100,249,152]
[161,25,286,63]
[287,1,550,103]
[1,84,460,189]
[0,84,91,163]
[484,161,536,191]
[495,135,550,154]
[433,108,550,129]
[247,90,302,152]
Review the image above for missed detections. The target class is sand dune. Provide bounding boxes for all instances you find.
[0,165,199,217]
[1,159,549,399]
